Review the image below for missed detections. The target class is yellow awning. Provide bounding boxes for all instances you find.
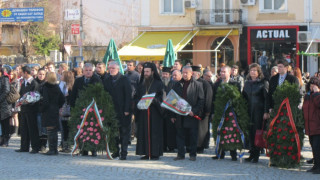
[119,31,198,61]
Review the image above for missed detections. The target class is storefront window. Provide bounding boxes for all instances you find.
[260,0,287,12]
[211,37,234,67]
[161,0,183,14]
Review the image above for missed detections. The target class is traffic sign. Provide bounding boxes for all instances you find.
[71,24,80,34]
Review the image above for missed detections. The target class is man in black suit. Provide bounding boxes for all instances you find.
[70,63,102,107]
[15,66,40,153]
[268,59,299,111]
[70,63,102,156]
[211,65,241,161]
[103,61,132,160]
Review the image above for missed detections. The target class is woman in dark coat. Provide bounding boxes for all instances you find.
[303,77,320,174]
[0,67,12,147]
[40,72,65,155]
[36,68,47,151]
[242,63,269,163]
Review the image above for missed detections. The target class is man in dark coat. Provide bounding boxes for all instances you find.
[135,62,164,160]
[268,59,299,111]
[15,66,40,153]
[95,62,109,81]
[70,63,102,156]
[212,65,241,161]
[70,63,102,108]
[103,61,132,160]
[171,66,204,161]
[191,66,213,153]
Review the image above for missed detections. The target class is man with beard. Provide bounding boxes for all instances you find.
[171,66,204,161]
[103,61,132,160]
[161,67,172,95]
[212,65,240,161]
[95,62,109,81]
[135,62,164,160]
[191,66,213,153]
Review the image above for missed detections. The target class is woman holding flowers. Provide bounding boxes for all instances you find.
[242,63,269,163]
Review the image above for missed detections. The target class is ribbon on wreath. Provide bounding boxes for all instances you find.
[266,98,301,162]
[71,99,113,160]
[215,100,246,159]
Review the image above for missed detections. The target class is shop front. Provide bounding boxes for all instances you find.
[247,26,300,67]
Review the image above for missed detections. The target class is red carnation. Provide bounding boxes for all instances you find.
[277,135,280,139]
[225,117,229,121]
[284,128,288,131]
[278,152,282,156]
[273,127,277,130]
[292,155,296,160]
[282,120,287,124]
[236,129,239,133]
[276,120,280,124]
[287,122,291,127]
[282,136,287,140]
[222,130,227,134]
[288,146,293,151]
[289,130,294,133]
[273,151,278,155]
[283,146,287,150]
[286,112,289,116]
[291,138,295,142]
[278,128,282,132]
[277,145,281,149]
[287,152,292,156]
[271,143,275,147]
[280,112,284,116]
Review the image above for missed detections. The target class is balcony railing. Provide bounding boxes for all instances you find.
[196,9,242,26]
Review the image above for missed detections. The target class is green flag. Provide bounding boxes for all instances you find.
[103,39,124,74]
[163,39,176,67]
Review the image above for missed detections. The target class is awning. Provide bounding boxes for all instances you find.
[119,31,198,61]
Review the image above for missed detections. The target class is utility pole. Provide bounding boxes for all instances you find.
[79,0,83,57]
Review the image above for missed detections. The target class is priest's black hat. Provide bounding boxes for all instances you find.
[162,67,172,73]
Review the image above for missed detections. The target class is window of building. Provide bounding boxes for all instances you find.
[259,0,287,13]
[161,0,184,14]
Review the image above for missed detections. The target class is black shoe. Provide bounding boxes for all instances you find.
[91,151,97,157]
[111,153,119,158]
[119,156,127,160]
[245,156,254,162]
[173,156,185,161]
[197,149,204,154]
[30,149,39,154]
[15,149,29,152]
[189,156,196,161]
[212,155,224,160]
[44,150,58,155]
[252,158,259,163]
[307,158,314,164]
[140,155,149,160]
[151,156,159,160]
[307,166,317,172]
[128,141,131,145]
[81,151,88,156]
[312,168,320,174]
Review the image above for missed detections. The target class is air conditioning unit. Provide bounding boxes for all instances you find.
[185,0,197,8]
[240,0,256,6]
[298,31,311,43]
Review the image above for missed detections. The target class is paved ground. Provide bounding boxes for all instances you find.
[0,135,319,180]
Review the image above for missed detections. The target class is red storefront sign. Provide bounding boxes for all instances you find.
[71,24,80,34]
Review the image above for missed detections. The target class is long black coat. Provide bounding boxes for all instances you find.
[242,79,269,149]
[40,83,65,127]
[171,78,204,128]
[20,77,39,112]
[268,73,299,108]
[103,73,132,127]
[197,78,213,116]
[0,76,11,120]
[70,74,102,107]
[135,79,164,157]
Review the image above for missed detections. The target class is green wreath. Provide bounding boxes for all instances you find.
[212,84,249,151]
[68,83,118,153]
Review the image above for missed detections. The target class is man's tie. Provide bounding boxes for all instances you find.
[85,78,89,84]
[279,76,285,85]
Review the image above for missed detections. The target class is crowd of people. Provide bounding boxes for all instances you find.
[0,58,319,174]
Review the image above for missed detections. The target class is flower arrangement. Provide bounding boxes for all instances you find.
[161,90,192,116]
[16,91,41,106]
[68,84,118,155]
[137,93,156,110]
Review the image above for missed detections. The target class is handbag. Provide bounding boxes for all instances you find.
[60,103,71,118]
[254,118,267,148]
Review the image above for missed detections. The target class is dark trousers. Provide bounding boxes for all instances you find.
[218,149,237,158]
[176,127,198,157]
[115,123,131,157]
[61,120,69,141]
[0,117,10,138]
[20,111,40,151]
[310,135,320,168]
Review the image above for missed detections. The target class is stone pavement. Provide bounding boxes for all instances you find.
[0,135,319,180]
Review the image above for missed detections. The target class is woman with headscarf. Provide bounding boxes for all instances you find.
[135,62,164,160]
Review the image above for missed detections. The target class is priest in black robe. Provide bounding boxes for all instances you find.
[135,62,164,160]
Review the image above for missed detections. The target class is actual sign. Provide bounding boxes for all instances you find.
[251,28,297,42]
[0,7,44,22]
